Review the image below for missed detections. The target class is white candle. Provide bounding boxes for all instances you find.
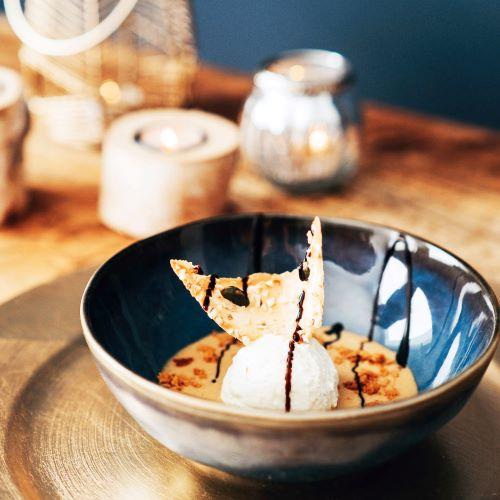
[137,121,207,153]
[100,109,239,239]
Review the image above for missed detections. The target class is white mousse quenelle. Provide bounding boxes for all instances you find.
[170,217,339,412]
[221,335,338,411]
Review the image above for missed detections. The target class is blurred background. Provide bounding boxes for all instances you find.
[191,0,500,129]
[192,0,500,128]
[0,0,497,302]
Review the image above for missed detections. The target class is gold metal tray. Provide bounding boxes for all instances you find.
[0,270,498,499]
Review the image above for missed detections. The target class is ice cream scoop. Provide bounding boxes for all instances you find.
[221,335,339,411]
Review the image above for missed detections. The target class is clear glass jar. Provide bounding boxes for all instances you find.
[241,49,360,193]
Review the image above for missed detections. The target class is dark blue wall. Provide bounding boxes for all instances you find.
[193,0,500,129]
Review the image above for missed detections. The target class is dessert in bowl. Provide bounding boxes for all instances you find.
[163,217,418,412]
[81,214,498,481]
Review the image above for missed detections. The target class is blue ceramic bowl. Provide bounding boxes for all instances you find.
[81,214,498,481]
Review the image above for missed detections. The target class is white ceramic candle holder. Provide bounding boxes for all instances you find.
[100,109,239,238]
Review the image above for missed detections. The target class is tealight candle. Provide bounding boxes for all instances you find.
[137,121,207,153]
[100,109,239,238]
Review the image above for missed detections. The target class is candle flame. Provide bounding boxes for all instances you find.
[308,129,329,153]
[160,127,179,150]
[99,80,121,105]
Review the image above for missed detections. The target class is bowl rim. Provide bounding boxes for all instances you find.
[80,212,499,426]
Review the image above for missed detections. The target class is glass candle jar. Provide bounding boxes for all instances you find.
[240,49,360,193]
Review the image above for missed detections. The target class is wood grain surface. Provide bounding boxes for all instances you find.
[0,19,498,306]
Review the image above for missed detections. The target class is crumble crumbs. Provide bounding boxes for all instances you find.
[193,368,207,379]
[197,344,218,363]
[172,357,194,367]
[158,371,202,391]
[343,369,400,400]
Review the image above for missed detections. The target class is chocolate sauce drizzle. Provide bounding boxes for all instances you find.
[212,338,238,383]
[202,274,218,311]
[204,215,262,382]
[395,238,413,367]
[285,290,306,412]
[366,235,413,366]
[322,322,344,348]
[250,214,263,273]
[351,344,366,407]
[353,234,413,407]
[242,275,249,300]
[294,291,306,340]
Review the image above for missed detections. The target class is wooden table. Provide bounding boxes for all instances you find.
[0,21,498,304]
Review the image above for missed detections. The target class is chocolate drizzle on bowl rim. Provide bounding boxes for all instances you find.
[350,234,414,407]
[322,322,344,348]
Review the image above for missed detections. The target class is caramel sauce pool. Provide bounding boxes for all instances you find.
[159,328,418,409]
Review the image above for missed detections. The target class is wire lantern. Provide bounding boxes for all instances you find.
[5,0,197,148]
